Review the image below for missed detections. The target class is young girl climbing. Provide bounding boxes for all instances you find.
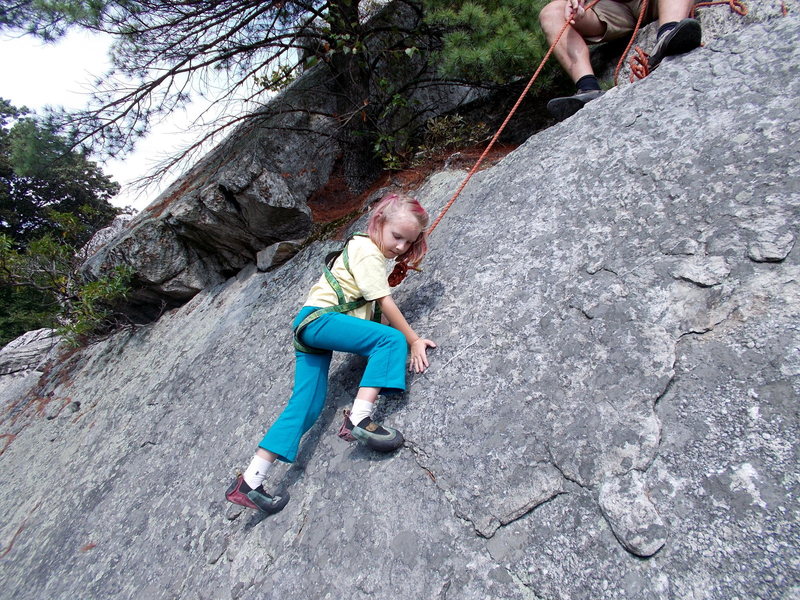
[226,192,437,514]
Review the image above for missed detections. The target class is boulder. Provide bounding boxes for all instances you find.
[0,329,60,376]
[81,66,335,307]
[256,240,305,272]
[81,1,485,315]
[78,214,134,261]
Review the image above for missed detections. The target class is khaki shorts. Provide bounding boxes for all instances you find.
[586,0,659,43]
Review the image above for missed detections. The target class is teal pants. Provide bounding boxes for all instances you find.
[259,306,408,462]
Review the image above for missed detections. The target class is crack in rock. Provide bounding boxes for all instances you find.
[406,441,563,540]
[405,442,484,534]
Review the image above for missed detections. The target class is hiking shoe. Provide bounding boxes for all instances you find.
[648,18,702,71]
[225,475,289,514]
[349,415,404,452]
[546,89,604,121]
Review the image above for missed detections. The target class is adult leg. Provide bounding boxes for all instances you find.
[649,0,701,70]
[540,0,609,120]
[657,0,695,24]
[540,0,607,83]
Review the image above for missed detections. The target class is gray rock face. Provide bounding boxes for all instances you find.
[78,214,134,261]
[599,471,668,557]
[1,13,799,600]
[0,330,64,441]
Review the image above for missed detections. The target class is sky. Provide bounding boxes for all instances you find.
[0,29,209,211]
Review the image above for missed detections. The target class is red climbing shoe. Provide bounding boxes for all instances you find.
[337,410,358,442]
[337,410,404,452]
[225,475,289,514]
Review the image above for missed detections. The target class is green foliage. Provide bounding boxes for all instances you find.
[57,265,134,346]
[0,99,127,346]
[0,285,58,343]
[372,89,417,171]
[413,115,491,164]
[255,64,300,92]
[0,99,120,247]
[0,231,135,347]
[424,0,554,85]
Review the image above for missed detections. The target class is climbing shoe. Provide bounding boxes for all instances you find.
[337,410,358,442]
[648,18,702,71]
[546,89,604,122]
[225,475,289,514]
[338,410,404,452]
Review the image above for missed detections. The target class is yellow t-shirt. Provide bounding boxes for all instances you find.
[304,235,391,321]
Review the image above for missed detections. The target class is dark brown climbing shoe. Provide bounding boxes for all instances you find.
[353,415,404,452]
[225,475,289,514]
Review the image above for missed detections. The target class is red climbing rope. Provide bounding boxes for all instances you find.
[389,0,602,286]
[389,0,748,286]
[626,46,651,82]
[692,0,748,18]
[613,0,651,84]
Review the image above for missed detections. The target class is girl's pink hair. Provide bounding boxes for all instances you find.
[367,193,429,265]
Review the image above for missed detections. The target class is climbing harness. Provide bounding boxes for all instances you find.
[387,0,749,287]
[293,233,382,353]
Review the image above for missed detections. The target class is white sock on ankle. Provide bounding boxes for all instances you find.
[349,397,375,425]
[243,454,273,489]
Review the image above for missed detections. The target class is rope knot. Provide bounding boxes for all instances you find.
[388,259,421,287]
[628,46,651,82]
[388,260,409,287]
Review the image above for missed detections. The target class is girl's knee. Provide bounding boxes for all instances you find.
[385,326,406,350]
[370,325,406,359]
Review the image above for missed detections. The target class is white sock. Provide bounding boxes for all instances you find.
[243,454,273,489]
[349,397,375,426]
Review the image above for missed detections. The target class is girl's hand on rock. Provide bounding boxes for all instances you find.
[409,338,436,373]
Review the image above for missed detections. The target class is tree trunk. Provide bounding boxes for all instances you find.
[327,0,384,196]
